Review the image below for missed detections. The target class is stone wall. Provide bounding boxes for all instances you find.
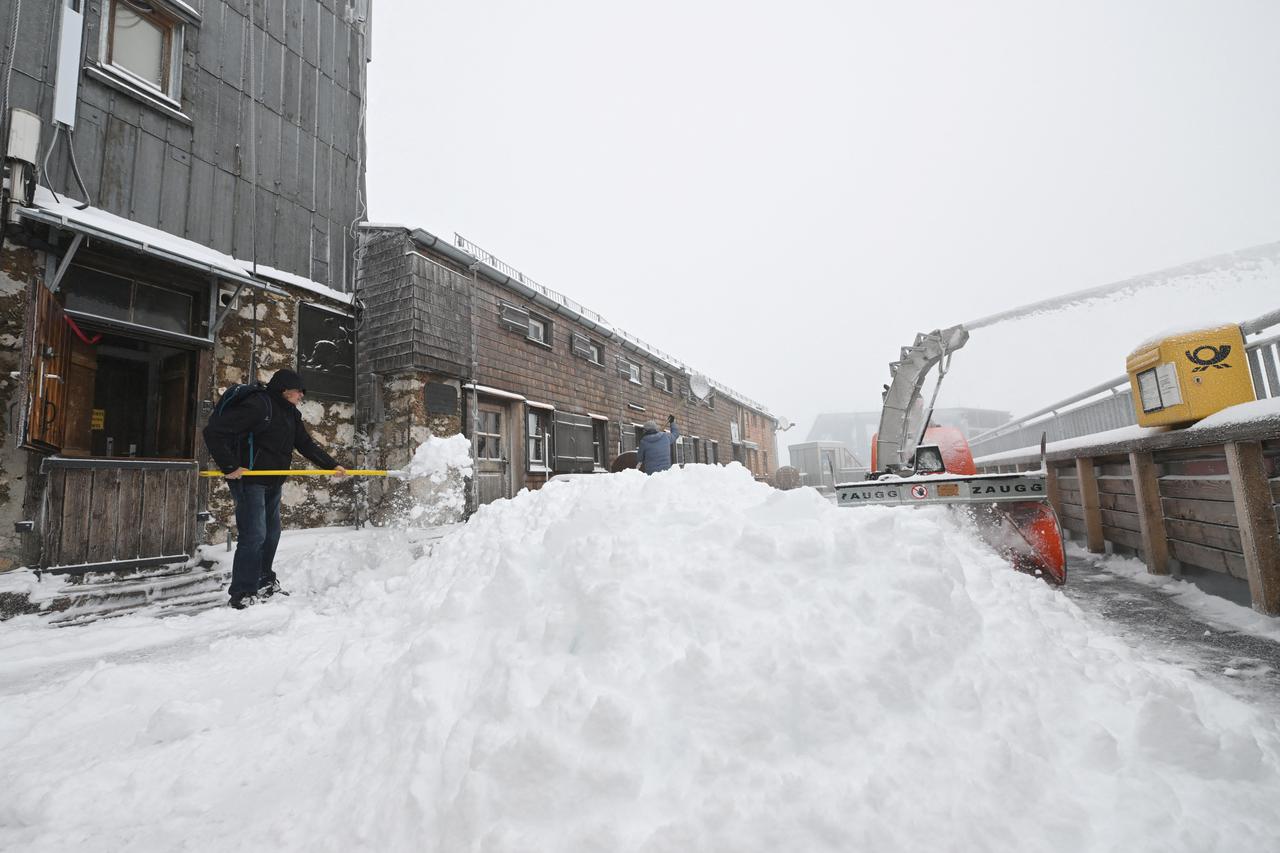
[0,244,38,571]
[205,282,359,540]
[361,370,465,526]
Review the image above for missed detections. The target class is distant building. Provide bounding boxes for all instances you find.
[805,407,1011,460]
[786,441,867,493]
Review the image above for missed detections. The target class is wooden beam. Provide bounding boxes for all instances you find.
[1076,457,1105,553]
[1046,465,1063,519]
[1224,441,1280,615]
[1128,451,1170,575]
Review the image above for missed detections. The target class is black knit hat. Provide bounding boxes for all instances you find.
[267,368,306,393]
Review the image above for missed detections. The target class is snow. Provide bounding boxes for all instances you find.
[1072,543,1280,644]
[24,187,355,306]
[1189,396,1280,430]
[4,465,1280,851]
[1132,320,1239,353]
[975,423,1169,465]
[238,260,356,305]
[25,187,248,282]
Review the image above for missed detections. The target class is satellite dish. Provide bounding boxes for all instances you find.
[689,373,712,401]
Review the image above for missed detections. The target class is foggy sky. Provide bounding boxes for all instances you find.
[364,1,1280,457]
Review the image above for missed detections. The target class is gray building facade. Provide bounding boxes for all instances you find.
[0,0,369,581]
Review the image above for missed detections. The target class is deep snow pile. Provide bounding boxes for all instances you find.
[3,464,1280,852]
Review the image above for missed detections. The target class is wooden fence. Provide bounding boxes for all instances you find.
[977,422,1280,615]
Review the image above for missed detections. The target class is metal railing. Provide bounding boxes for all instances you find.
[453,233,772,415]
[969,312,1280,459]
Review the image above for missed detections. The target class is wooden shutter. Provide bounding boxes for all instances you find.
[552,412,595,473]
[24,283,70,452]
[498,302,530,333]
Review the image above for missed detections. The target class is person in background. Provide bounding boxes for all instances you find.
[203,369,346,609]
[637,414,679,474]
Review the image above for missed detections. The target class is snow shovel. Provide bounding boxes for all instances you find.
[200,469,411,480]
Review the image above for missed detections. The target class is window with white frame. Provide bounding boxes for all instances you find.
[527,314,551,347]
[102,0,184,102]
[616,356,641,384]
[527,408,549,469]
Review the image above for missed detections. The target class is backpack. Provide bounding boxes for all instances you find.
[211,382,272,469]
[213,382,271,420]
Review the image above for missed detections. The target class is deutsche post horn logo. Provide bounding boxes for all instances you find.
[1185,344,1231,372]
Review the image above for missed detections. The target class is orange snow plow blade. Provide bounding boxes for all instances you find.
[962,500,1066,585]
[843,427,1067,585]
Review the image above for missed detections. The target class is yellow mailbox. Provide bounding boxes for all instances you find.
[1126,324,1255,427]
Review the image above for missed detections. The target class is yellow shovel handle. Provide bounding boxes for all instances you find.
[200,469,391,477]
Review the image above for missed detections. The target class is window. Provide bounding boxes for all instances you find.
[621,423,641,455]
[572,333,603,365]
[527,408,549,469]
[527,314,551,347]
[477,411,503,460]
[617,356,641,383]
[592,419,607,468]
[62,263,198,336]
[653,370,673,393]
[103,0,184,102]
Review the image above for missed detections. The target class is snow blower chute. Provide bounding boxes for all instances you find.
[836,325,1066,584]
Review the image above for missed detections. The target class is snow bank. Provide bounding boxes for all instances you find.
[3,465,1280,852]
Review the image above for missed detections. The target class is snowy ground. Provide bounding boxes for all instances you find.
[3,464,1280,852]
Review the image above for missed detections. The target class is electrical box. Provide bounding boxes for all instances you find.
[1126,324,1255,427]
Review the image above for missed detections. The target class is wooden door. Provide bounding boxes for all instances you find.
[156,352,193,458]
[23,283,69,451]
[475,401,511,506]
[61,336,98,456]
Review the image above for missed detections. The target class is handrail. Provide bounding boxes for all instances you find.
[453,232,772,416]
[969,306,1280,449]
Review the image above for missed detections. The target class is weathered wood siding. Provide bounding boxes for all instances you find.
[40,461,198,572]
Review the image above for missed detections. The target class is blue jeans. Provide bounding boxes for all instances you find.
[227,481,283,597]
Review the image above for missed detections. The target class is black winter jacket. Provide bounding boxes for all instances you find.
[202,385,339,488]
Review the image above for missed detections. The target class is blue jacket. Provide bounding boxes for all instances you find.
[637,423,679,474]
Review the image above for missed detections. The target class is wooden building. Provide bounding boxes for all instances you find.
[0,0,369,576]
[356,226,779,508]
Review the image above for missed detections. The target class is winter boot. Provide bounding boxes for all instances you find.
[258,578,289,599]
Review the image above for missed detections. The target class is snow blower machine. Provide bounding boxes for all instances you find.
[836,325,1067,584]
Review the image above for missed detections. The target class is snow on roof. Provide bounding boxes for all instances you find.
[462,383,526,401]
[23,187,251,283]
[237,261,355,305]
[1130,320,1239,354]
